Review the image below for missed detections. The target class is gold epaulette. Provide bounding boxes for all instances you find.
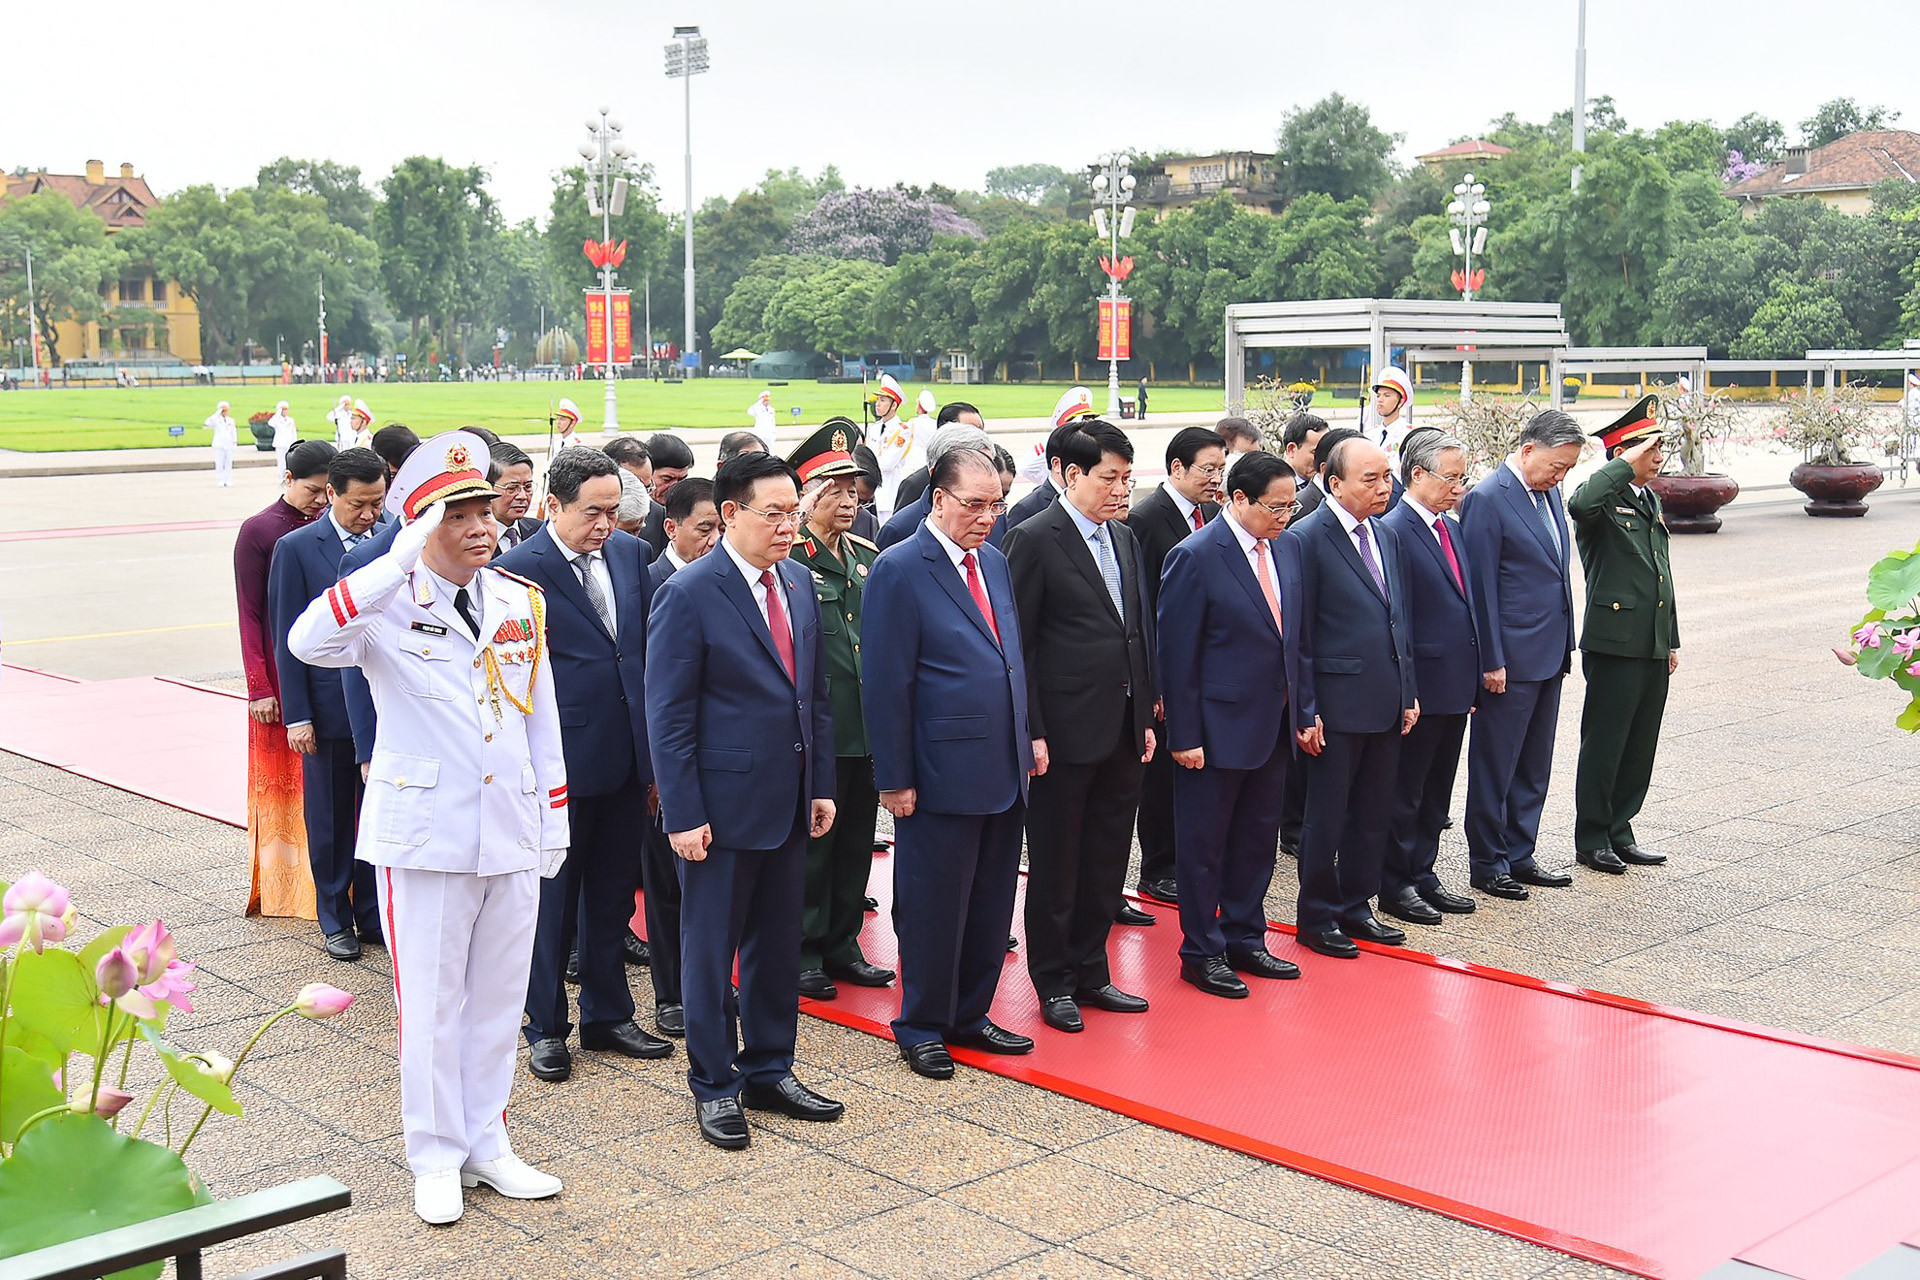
[491,566,546,598]
[844,532,880,553]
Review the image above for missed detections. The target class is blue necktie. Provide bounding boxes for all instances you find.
[1532,489,1562,555]
[1091,524,1125,621]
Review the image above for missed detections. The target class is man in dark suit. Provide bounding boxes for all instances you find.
[862,447,1037,1078]
[637,433,694,555]
[1568,399,1676,874]
[1005,421,1075,531]
[338,435,422,765]
[877,425,1008,551]
[1281,437,1418,960]
[1004,419,1156,1033]
[488,442,542,554]
[1378,429,1481,926]
[497,448,673,1081]
[636,476,720,1037]
[647,451,842,1149]
[1158,451,1302,997]
[268,445,388,960]
[1280,413,1328,503]
[1123,426,1225,905]
[889,401,982,511]
[1457,409,1585,901]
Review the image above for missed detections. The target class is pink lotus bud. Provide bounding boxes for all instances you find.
[1908,661,1920,678]
[293,983,353,1020]
[72,1085,134,1119]
[1833,647,1859,666]
[0,872,73,953]
[95,947,138,999]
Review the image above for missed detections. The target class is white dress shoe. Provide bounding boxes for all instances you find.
[413,1169,463,1225]
[460,1153,562,1200]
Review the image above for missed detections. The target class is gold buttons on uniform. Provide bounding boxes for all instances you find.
[474,658,482,669]
[396,777,407,786]
[483,774,494,784]
[1611,602,1621,611]
[485,733,494,742]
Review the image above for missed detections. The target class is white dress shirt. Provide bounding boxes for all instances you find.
[1162,482,1200,527]
[1399,494,1446,546]
[924,517,976,592]
[558,538,617,638]
[1220,506,1278,608]
[721,535,775,628]
[662,545,688,573]
[327,511,366,555]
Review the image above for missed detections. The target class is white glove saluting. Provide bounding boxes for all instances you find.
[392,501,444,573]
[540,847,567,879]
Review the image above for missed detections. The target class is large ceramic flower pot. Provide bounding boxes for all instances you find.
[1647,473,1739,534]
[1788,462,1883,517]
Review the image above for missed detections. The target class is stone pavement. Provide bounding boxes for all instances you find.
[4,492,1919,1278]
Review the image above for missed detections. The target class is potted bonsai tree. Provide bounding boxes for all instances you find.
[1773,383,1895,517]
[1647,379,1739,533]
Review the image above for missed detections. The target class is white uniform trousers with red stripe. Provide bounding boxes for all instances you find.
[378,864,539,1175]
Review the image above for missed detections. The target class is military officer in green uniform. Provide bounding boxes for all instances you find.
[1568,395,1677,875]
[788,418,896,1000]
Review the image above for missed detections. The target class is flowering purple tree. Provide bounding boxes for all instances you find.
[1721,149,1769,185]
[788,187,982,265]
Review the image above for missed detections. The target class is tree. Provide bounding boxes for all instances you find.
[1733,278,1857,357]
[255,158,376,236]
[762,259,889,354]
[0,193,127,365]
[871,240,982,356]
[1722,113,1785,164]
[688,191,786,345]
[710,254,829,354]
[1650,232,1770,354]
[788,188,980,265]
[544,163,671,342]
[1274,94,1400,204]
[1799,98,1900,148]
[984,163,1075,208]
[374,157,499,342]
[755,166,844,223]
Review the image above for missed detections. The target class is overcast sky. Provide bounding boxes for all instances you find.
[11,0,1913,223]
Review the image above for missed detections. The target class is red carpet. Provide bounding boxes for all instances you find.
[6,664,1919,1279]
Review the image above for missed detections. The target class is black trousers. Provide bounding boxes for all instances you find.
[1134,714,1177,888]
[1575,653,1670,852]
[1278,750,1307,853]
[1172,729,1288,963]
[1383,712,1467,899]
[801,756,878,972]
[525,778,645,1043]
[301,735,376,938]
[892,802,1025,1048]
[641,806,683,1007]
[1297,728,1401,934]
[1023,722,1143,1000]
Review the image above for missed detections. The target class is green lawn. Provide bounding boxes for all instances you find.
[0,381,1228,452]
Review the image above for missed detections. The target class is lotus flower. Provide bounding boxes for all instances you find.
[1853,622,1884,649]
[293,983,353,1020]
[71,1085,134,1119]
[1895,630,1920,660]
[1907,661,1920,679]
[122,920,197,1015]
[0,872,72,953]
[191,1051,235,1083]
[1834,647,1860,667]
[95,945,158,1019]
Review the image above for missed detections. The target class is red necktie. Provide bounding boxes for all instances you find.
[1190,506,1205,531]
[1433,516,1464,592]
[759,569,796,681]
[963,551,1000,645]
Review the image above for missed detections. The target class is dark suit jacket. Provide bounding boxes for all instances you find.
[495,526,654,797]
[493,516,542,558]
[892,465,932,511]
[1294,475,1327,518]
[1381,501,1480,717]
[861,524,1033,814]
[268,516,369,739]
[1156,515,1288,771]
[852,506,879,542]
[1278,504,1415,736]
[338,517,401,762]
[1124,485,1218,616]
[1456,464,1574,683]
[1006,479,1059,531]
[877,492,1007,552]
[645,544,834,849]
[639,505,668,555]
[1003,501,1155,764]
[647,550,683,591]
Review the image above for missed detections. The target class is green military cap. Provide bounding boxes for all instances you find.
[786,416,865,483]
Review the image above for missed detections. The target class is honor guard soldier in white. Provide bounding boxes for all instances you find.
[288,429,571,1226]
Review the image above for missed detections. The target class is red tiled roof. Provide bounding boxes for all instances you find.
[1416,139,1513,161]
[1724,130,1920,199]
[0,169,160,229]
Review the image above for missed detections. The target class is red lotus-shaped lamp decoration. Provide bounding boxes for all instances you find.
[1100,256,1135,282]
[583,239,629,269]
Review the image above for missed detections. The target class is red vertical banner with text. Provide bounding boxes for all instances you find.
[1097,298,1132,361]
[584,290,633,365]
[609,290,632,364]
[584,291,608,365]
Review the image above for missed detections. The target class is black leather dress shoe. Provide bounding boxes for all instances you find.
[624,931,650,966]
[697,1096,750,1149]
[1614,843,1667,866]
[951,1021,1034,1054]
[1422,886,1477,914]
[1136,876,1179,905]
[1296,929,1360,960]
[1179,955,1250,997]
[1472,874,1531,900]
[1344,916,1406,946]
[742,1074,844,1122]
[1040,995,1084,1032]
[1277,840,1300,860]
[797,969,839,1000]
[581,1020,673,1060]
[564,948,580,984]
[1075,983,1149,1012]
[825,957,895,987]
[901,1041,954,1080]
[356,925,384,947]
[1380,888,1443,926]
[655,1003,686,1037]
[1512,864,1574,887]
[1114,902,1156,927]
[324,930,361,962]
[1225,947,1300,980]
[1576,848,1627,874]
[528,1038,572,1082]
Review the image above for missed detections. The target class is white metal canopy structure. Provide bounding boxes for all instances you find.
[1223,298,1570,407]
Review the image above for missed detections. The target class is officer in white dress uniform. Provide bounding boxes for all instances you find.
[288,430,570,1227]
[1019,387,1098,487]
[875,388,937,519]
[330,395,356,449]
[552,396,587,448]
[1363,366,1414,466]
[748,390,779,451]
[862,373,906,498]
[269,400,298,474]
[349,398,376,449]
[205,401,238,486]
